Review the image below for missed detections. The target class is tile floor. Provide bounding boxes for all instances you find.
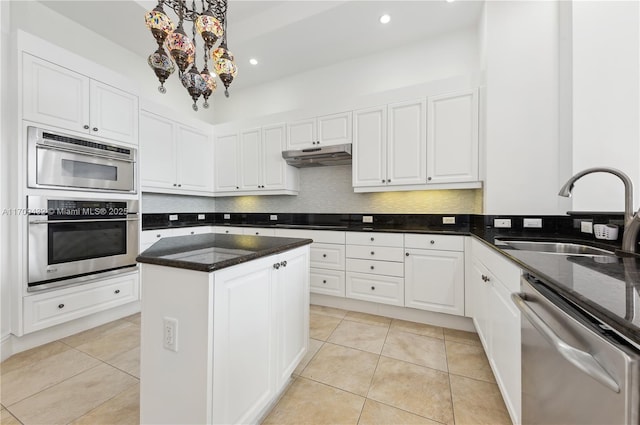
[0,306,511,425]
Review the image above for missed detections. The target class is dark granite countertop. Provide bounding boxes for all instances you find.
[136,233,312,273]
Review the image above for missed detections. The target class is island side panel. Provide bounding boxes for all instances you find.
[140,264,214,425]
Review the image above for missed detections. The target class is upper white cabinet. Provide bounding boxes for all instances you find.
[353,100,427,190]
[427,89,479,184]
[140,110,214,196]
[215,123,299,196]
[287,112,352,150]
[23,53,138,145]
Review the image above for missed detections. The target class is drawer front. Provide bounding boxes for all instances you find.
[311,243,346,270]
[346,232,404,247]
[346,272,404,306]
[212,226,245,235]
[346,245,404,262]
[346,259,404,277]
[23,271,140,334]
[310,269,345,297]
[404,234,464,251]
[141,228,176,244]
[243,228,276,236]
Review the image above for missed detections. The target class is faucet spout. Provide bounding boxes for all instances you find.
[558,167,639,253]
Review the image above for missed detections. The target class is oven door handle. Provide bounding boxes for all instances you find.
[511,292,620,393]
[29,217,139,224]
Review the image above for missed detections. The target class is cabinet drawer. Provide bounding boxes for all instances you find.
[310,269,345,297]
[311,243,345,270]
[23,271,139,333]
[243,228,276,236]
[346,232,403,247]
[346,259,404,277]
[404,234,463,251]
[212,226,245,235]
[346,245,404,262]
[346,272,404,306]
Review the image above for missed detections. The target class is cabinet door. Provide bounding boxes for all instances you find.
[89,80,138,144]
[469,257,491,348]
[262,123,288,189]
[176,125,214,193]
[353,106,387,187]
[317,112,352,146]
[239,128,262,190]
[404,249,464,316]
[214,133,240,192]
[274,248,309,388]
[287,118,316,149]
[387,99,427,186]
[213,261,275,425]
[23,53,90,133]
[139,111,176,190]
[427,89,479,184]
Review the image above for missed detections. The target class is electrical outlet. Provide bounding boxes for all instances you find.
[169,214,178,221]
[224,213,231,220]
[523,218,543,228]
[270,215,278,221]
[362,216,373,223]
[581,221,593,234]
[494,218,512,228]
[163,317,178,352]
[197,214,205,220]
[442,217,456,224]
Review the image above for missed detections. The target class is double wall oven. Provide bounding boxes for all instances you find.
[26,126,139,291]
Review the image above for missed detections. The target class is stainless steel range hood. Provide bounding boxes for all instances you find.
[282,144,352,168]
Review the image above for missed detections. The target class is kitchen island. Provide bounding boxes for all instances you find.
[136,233,312,425]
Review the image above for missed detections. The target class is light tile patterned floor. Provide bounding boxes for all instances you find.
[0,306,512,425]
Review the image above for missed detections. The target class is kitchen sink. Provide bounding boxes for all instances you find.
[495,239,616,256]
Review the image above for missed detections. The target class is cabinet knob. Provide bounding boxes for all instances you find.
[225,230,229,233]
[370,237,374,241]
[273,263,281,269]
[323,280,327,284]
[370,251,375,255]
[317,141,320,144]
[428,177,432,181]
[178,184,182,187]
[481,274,491,282]
[387,179,391,183]
[83,124,89,130]
[58,303,65,309]
[370,265,375,270]
[236,186,239,189]
[382,179,385,183]
[114,289,120,294]
[173,183,177,187]
[323,254,327,258]
[156,234,161,238]
[280,260,287,267]
[190,231,195,235]
[370,286,376,291]
[255,232,260,235]
[406,252,410,256]
[93,127,98,132]
[430,240,435,245]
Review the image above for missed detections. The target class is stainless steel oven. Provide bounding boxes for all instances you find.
[27,126,136,193]
[27,196,139,291]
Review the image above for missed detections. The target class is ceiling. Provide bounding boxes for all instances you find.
[38,0,484,92]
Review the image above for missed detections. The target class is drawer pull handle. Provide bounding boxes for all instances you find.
[430,240,435,245]
[323,254,327,258]
[371,286,376,291]
[370,266,375,270]
[114,289,120,294]
[58,303,65,309]
[370,251,375,255]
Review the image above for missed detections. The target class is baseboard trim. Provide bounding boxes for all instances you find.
[310,294,476,332]
[2,301,140,362]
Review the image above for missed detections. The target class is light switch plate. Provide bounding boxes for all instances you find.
[581,221,593,233]
[169,214,178,221]
[224,214,231,219]
[523,218,542,228]
[197,214,205,220]
[362,216,373,223]
[442,217,455,224]
[494,218,512,228]
[270,215,278,221]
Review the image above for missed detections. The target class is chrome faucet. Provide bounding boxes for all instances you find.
[558,167,640,254]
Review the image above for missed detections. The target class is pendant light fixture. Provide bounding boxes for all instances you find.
[144,0,236,111]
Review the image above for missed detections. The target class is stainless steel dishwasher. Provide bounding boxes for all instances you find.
[512,274,640,425]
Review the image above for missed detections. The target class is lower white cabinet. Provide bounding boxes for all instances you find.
[23,270,139,333]
[404,234,465,316]
[140,246,309,425]
[467,239,521,425]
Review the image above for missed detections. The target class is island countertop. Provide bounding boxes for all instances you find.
[136,233,313,272]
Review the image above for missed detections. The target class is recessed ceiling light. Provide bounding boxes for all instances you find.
[249,58,258,65]
[446,0,455,3]
[379,14,391,24]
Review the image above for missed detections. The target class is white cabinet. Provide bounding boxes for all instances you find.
[140,110,214,195]
[140,226,212,252]
[287,112,352,149]
[212,226,245,235]
[242,227,276,237]
[216,124,299,196]
[353,100,427,190]
[345,232,404,306]
[23,53,138,144]
[404,235,465,316]
[427,89,479,184]
[467,239,521,425]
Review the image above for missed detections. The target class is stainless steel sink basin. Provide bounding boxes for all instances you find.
[495,240,615,256]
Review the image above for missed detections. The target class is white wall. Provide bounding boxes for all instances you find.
[211,26,480,124]
[569,1,640,213]
[482,1,564,215]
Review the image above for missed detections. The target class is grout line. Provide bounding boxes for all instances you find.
[444,340,457,425]
[364,398,449,425]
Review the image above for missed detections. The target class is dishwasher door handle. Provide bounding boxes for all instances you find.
[511,292,620,393]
